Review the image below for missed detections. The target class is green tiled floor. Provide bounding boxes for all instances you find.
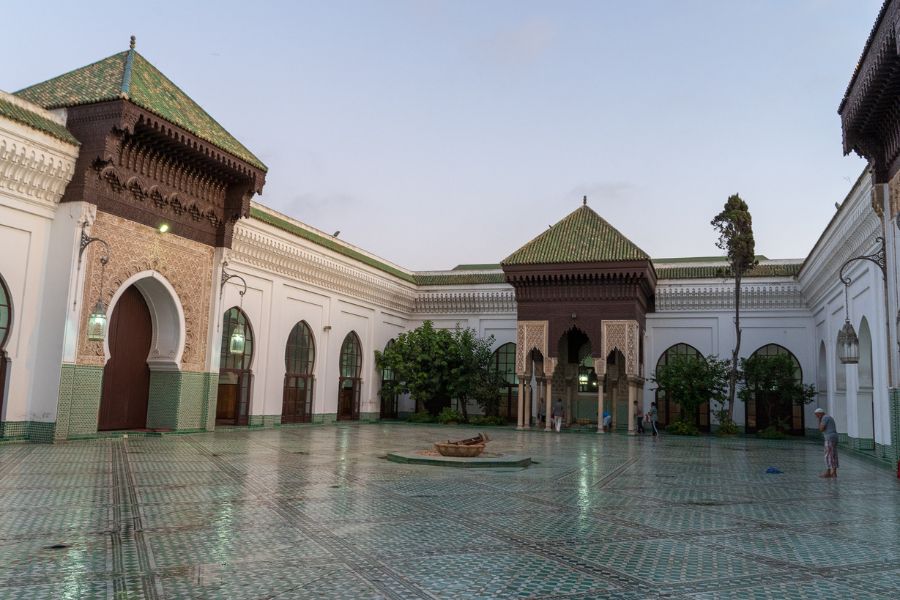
[0,424,899,599]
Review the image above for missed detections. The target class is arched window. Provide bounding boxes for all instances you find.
[654,343,708,430]
[338,332,362,420]
[0,275,12,417]
[216,307,254,426]
[491,342,517,420]
[282,321,315,424]
[745,344,803,435]
[380,339,398,419]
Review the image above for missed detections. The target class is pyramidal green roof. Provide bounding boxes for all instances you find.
[15,44,266,171]
[502,203,649,266]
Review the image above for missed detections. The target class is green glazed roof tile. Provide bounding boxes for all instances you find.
[15,48,265,171]
[501,204,649,266]
[654,262,802,280]
[0,94,78,145]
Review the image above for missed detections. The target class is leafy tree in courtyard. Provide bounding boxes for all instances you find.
[374,321,503,419]
[739,353,815,434]
[711,195,758,423]
[653,354,729,429]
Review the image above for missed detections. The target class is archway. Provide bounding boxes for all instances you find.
[556,327,595,425]
[282,321,315,424]
[216,307,254,426]
[99,286,152,430]
[491,342,518,422]
[0,274,12,419]
[857,318,875,449]
[834,337,847,432]
[654,343,710,432]
[605,349,628,430]
[817,341,828,412]
[745,344,804,435]
[338,332,362,421]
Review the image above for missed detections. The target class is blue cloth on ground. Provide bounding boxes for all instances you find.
[765,467,783,474]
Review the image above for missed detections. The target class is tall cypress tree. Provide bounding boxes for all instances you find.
[711,195,757,421]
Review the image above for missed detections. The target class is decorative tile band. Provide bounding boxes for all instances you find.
[0,421,55,443]
[55,364,104,440]
[312,413,337,425]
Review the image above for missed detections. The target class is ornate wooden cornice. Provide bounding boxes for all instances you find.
[60,99,266,247]
[840,0,900,182]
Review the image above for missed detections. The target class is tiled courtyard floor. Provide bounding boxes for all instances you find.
[1,424,899,599]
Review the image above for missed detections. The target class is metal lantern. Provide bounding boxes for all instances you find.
[86,300,108,341]
[229,323,246,355]
[837,318,859,365]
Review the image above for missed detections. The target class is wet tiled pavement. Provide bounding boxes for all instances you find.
[1,424,899,599]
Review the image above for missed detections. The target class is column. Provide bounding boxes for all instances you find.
[627,379,636,435]
[524,381,532,428]
[597,385,605,433]
[545,376,553,431]
[516,378,525,429]
[566,380,574,426]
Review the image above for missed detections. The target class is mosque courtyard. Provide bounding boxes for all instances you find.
[0,425,898,599]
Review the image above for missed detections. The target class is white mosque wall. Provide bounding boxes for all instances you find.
[0,110,78,425]
[644,306,816,428]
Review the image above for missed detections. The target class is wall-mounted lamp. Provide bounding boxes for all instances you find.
[78,222,111,341]
[221,266,248,355]
[323,325,332,332]
[837,236,886,364]
[158,223,170,234]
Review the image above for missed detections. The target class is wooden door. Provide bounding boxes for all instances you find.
[99,286,152,430]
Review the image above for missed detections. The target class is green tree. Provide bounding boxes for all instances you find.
[739,353,815,433]
[374,321,501,419]
[653,354,729,427]
[711,195,758,421]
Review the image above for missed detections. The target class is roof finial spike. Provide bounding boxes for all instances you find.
[129,35,136,50]
[583,195,587,206]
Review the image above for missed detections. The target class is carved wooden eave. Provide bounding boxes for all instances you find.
[839,0,900,182]
[503,260,656,354]
[60,99,266,247]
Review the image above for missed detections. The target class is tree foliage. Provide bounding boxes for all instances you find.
[374,321,503,418]
[711,194,758,420]
[653,354,729,426]
[739,353,815,432]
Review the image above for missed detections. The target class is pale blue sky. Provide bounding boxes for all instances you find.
[3,1,879,270]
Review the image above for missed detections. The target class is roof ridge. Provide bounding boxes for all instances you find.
[15,51,129,105]
[121,45,135,97]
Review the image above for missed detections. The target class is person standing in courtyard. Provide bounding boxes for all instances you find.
[648,401,659,437]
[634,400,644,434]
[815,408,839,478]
[552,397,565,432]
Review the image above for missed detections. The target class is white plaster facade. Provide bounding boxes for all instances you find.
[0,92,79,425]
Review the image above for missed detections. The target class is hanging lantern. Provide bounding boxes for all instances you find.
[229,322,246,355]
[87,300,108,341]
[837,319,859,364]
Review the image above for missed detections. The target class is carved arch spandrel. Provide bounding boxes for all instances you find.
[77,211,215,371]
[515,320,548,374]
[600,320,640,377]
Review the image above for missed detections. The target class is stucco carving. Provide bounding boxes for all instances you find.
[415,290,516,314]
[515,320,548,373]
[601,320,640,377]
[231,225,417,312]
[656,282,805,312]
[0,127,78,208]
[78,211,214,371]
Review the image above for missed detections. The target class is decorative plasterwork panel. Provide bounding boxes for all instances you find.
[516,320,548,374]
[78,211,214,371]
[230,226,417,313]
[414,290,516,314]
[0,127,77,209]
[656,282,806,312]
[601,320,639,377]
